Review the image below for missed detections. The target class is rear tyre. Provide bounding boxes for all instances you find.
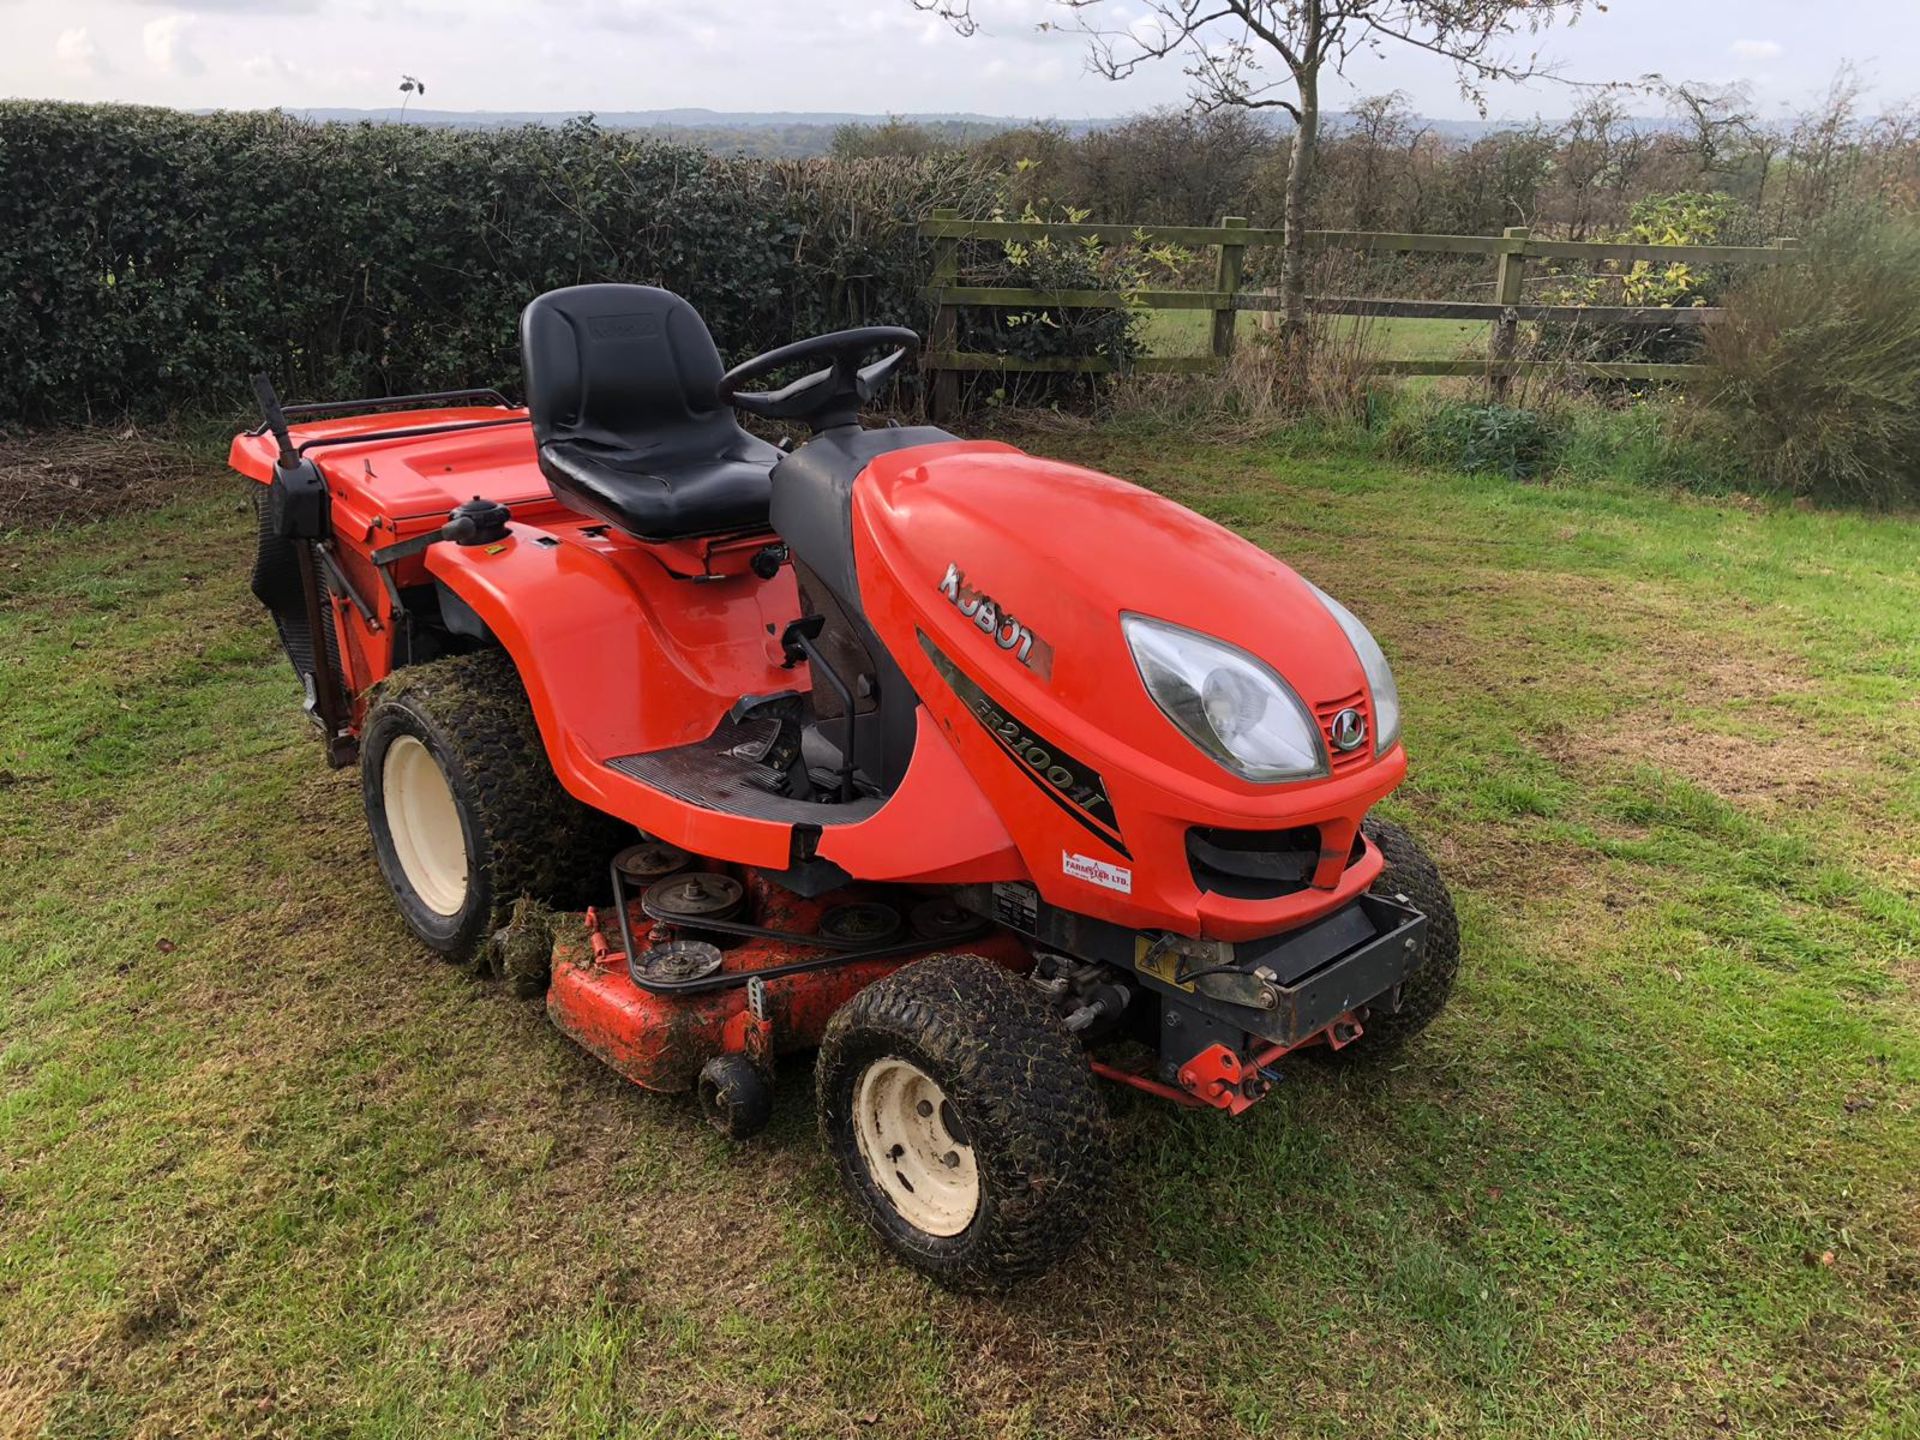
[360,651,627,969]
[1314,817,1460,1062]
[697,1055,773,1141]
[816,953,1112,1290]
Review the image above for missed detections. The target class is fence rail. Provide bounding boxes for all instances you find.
[920,210,1798,414]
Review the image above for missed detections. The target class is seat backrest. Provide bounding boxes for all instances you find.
[519,284,736,456]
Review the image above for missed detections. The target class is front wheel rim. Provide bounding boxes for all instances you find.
[852,1057,979,1237]
[382,734,470,917]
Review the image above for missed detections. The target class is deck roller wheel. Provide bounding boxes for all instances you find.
[698,1054,773,1141]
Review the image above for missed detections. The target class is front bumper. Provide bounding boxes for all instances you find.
[964,878,1432,1113]
[966,880,1429,1048]
[1169,890,1430,1048]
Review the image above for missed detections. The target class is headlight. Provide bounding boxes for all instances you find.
[1122,614,1327,782]
[1305,582,1401,755]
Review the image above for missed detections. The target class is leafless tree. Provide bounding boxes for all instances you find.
[1328,91,1430,230]
[915,0,1592,340]
[1780,65,1867,233]
[1652,78,1759,182]
[1554,92,1650,239]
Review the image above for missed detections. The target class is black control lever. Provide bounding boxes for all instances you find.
[252,373,298,468]
[372,496,513,566]
[779,616,857,803]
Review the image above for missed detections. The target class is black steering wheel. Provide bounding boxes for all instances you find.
[717,326,920,433]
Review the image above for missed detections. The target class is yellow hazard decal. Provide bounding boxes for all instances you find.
[1133,936,1196,993]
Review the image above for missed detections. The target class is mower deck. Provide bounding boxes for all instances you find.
[547,867,1028,1094]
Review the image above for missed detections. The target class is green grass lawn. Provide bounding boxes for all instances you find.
[1141,309,1492,360]
[2,433,1916,1438]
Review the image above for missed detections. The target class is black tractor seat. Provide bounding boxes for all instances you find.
[519,285,779,540]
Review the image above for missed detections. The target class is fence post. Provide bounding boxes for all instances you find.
[1211,216,1249,363]
[928,207,961,423]
[1488,225,1530,400]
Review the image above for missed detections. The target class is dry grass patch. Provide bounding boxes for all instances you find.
[0,427,210,532]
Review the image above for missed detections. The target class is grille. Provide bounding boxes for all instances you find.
[1187,825,1320,900]
[1315,689,1373,774]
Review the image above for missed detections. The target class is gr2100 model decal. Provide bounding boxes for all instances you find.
[936,563,1055,680]
[917,631,1128,858]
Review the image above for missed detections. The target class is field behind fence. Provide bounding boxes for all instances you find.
[922,208,1801,416]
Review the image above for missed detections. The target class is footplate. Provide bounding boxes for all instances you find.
[606,715,885,825]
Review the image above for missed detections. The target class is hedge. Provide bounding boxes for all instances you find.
[0,104,1001,423]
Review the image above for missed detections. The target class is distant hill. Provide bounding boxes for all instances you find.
[289,107,1084,158]
[281,106,1574,157]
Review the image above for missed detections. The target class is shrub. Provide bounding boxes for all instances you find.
[944,188,1181,410]
[1387,400,1565,481]
[952,209,1143,408]
[1703,212,1920,504]
[1532,191,1763,369]
[0,103,1001,423]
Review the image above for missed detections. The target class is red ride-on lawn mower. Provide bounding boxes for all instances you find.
[232,285,1458,1287]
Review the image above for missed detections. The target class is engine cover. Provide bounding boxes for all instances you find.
[846,442,1404,938]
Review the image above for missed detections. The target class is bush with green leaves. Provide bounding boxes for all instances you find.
[0,103,1001,423]
[946,191,1163,408]
[1386,400,1566,481]
[1532,190,1766,368]
[1703,211,1920,505]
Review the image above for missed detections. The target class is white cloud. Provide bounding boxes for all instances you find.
[54,27,106,77]
[241,51,295,80]
[1129,14,1171,48]
[143,15,205,76]
[1731,39,1784,61]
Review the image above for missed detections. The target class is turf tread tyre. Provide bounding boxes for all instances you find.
[1318,817,1459,1061]
[362,650,626,969]
[816,953,1112,1290]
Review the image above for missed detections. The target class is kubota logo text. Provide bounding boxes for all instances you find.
[937,563,1054,679]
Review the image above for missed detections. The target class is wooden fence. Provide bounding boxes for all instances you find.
[921,208,1799,416]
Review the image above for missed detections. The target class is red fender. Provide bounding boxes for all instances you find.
[427,523,1028,884]
[424,523,802,868]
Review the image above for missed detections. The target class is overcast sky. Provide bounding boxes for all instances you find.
[10,0,1918,121]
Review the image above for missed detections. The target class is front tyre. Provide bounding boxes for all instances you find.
[816,954,1112,1290]
[1318,816,1461,1061]
[360,651,626,968]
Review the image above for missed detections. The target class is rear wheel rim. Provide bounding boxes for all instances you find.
[382,735,469,917]
[852,1057,978,1237]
